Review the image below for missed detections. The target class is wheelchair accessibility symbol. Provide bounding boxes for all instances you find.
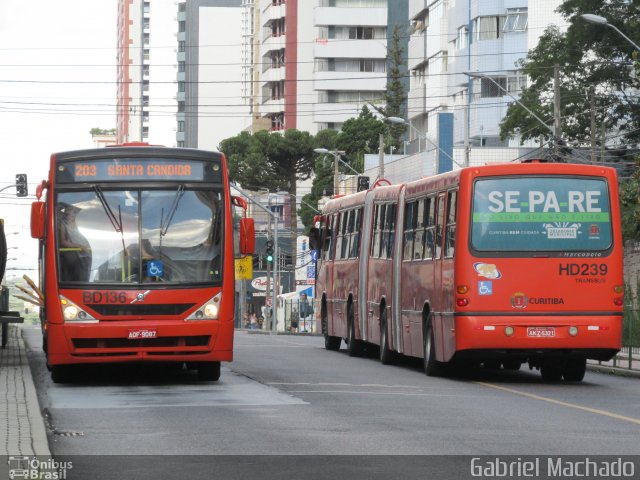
[147,260,164,277]
[478,281,493,296]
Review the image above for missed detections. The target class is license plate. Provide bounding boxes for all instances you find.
[128,329,157,340]
[527,327,555,338]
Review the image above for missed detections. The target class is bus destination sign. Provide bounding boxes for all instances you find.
[57,158,221,183]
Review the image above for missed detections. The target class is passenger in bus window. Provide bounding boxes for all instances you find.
[58,203,92,282]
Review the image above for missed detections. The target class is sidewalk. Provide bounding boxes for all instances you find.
[587,350,640,378]
[0,324,50,456]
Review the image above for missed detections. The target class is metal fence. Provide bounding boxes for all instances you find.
[280,298,317,333]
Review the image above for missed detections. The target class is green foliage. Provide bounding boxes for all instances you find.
[623,278,640,347]
[336,105,386,172]
[384,25,408,150]
[500,0,640,147]
[620,156,640,242]
[90,127,116,136]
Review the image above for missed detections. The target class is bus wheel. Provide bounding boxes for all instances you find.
[198,361,221,381]
[423,319,443,377]
[379,309,395,365]
[562,359,586,382]
[51,365,74,384]
[346,303,363,357]
[325,334,341,351]
[540,365,562,381]
[323,306,341,351]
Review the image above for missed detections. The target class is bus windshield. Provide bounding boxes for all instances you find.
[471,176,612,252]
[56,188,223,284]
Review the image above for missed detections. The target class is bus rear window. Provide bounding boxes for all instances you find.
[471,177,612,252]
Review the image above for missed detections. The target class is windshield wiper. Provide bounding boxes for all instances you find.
[93,186,126,255]
[160,185,185,237]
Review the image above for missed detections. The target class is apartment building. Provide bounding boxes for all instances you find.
[404,0,563,174]
[117,0,178,145]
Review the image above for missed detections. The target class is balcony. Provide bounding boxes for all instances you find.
[408,84,426,118]
[408,33,426,71]
[315,7,387,27]
[261,98,285,115]
[262,34,286,54]
[313,102,364,124]
[261,66,286,83]
[262,2,286,26]
[409,0,427,20]
[313,71,386,91]
[314,38,386,59]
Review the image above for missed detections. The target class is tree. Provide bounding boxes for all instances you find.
[383,25,408,151]
[220,129,315,266]
[336,105,387,172]
[500,0,640,151]
[90,128,116,136]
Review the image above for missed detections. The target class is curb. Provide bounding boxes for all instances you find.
[19,328,51,457]
[587,362,640,379]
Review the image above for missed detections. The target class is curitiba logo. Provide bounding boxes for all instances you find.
[510,292,529,309]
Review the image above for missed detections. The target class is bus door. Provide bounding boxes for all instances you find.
[433,192,447,361]
[441,190,458,361]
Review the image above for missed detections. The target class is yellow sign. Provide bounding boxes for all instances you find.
[234,255,253,280]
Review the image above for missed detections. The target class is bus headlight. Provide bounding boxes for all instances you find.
[63,305,79,321]
[568,326,579,337]
[186,294,221,321]
[59,295,97,323]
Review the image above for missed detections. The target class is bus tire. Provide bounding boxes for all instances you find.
[346,303,363,357]
[51,365,73,384]
[562,358,586,382]
[198,361,221,381]
[540,365,562,381]
[423,317,444,377]
[325,334,341,351]
[379,309,395,365]
[322,304,341,351]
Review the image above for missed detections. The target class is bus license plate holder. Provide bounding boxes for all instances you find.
[128,329,157,340]
[527,327,555,338]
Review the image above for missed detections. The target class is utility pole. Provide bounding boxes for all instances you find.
[378,133,385,179]
[590,86,597,162]
[553,65,562,157]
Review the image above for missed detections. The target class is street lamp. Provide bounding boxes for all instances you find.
[386,117,464,170]
[581,14,640,51]
[314,148,359,196]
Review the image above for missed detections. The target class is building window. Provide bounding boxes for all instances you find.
[143,49,150,61]
[177,121,185,132]
[507,74,527,94]
[178,101,185,112]
[474,16,505,41]
[178,41,186,52]
[178,61,186,72]
[477,77,507,98]
[178,81,185,93]
[178,3,186,12]
[503,8,528,32]
[348,27,374,39]
[143,2,150,14]
[179,21,186,33]
[456,26,468,50]
[177,141,185,147]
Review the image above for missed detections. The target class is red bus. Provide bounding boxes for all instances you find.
[312,160,624,381]
[30,144,254,383]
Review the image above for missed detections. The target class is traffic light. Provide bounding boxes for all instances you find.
[265,240,274,263]
[357,176,370,192]
[15,174,28,197]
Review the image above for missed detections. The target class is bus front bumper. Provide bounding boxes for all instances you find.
[46,320,233,366]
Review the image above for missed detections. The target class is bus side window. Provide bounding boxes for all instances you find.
[403,201,416,261]
[445,190,457,258]
[371,204,382,259]
[423,196,435,260]
[435,193,446,260]
[385,203,397,259]
[324,214,335,261]
[341,210,351,259]
[350,208,361,258]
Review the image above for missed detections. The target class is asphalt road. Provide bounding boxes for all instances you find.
[23,327,640,479]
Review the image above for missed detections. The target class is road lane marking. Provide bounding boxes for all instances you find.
[287,390,465,397]
[476,382,640,426]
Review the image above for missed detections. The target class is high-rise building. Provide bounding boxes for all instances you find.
[178,0,246,150]
[403,0,564,175]
[312,0,389,131]
[117,0,178,145]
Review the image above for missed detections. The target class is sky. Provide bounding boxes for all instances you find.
[0,0,117,277]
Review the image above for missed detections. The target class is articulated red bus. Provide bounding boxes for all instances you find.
[31,144,254,383]
[312,160,624,381]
